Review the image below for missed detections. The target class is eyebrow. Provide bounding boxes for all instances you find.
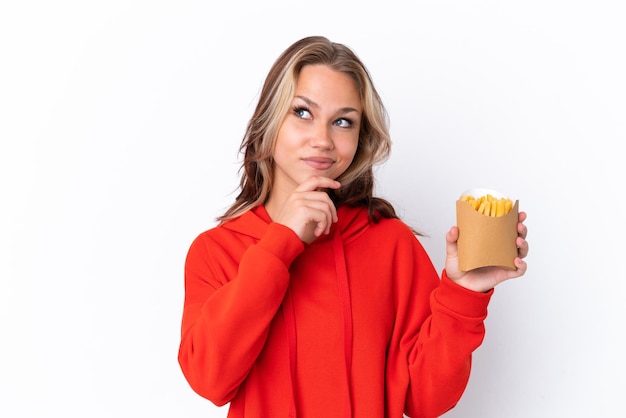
[294,95,360,115]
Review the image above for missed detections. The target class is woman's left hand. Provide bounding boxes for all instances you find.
[445,211,529,293]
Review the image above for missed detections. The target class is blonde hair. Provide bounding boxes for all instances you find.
[219,36,396,223]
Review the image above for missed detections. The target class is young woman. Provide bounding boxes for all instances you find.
[178,35,529,418]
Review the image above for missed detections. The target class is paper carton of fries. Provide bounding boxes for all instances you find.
[456,188,519,271]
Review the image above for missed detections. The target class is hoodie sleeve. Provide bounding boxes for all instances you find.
[386,229,493,418]
[178,222,304,406]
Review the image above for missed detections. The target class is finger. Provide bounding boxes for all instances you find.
[516,236,529,259]
[299,199,336,235]
[517,223,527,240]
[445,226,459,257]
[295,190,338,223]
[513,257,527,275]
[443,226,462,279]
[517,221,527,239]
[296,176,341,193]
[446,225,459,243]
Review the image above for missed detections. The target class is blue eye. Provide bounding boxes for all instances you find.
[293,107,312,119]
[334,118,354,128]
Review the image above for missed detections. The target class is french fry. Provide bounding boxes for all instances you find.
[496,198,505,217]
[483,202,491,216]
[460,194,514,218]
[489,201,497,217]
[504,199,513,214]
[477,200,487,215]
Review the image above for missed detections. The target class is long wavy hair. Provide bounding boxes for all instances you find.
[219,36,399,224]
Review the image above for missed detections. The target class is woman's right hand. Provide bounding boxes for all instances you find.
[270,176,341,243]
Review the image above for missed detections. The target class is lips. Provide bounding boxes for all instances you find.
[302,156,335,170]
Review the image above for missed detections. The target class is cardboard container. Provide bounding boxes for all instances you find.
[456,188,519,271]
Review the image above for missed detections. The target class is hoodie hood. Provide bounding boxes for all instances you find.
[222,204,370,417]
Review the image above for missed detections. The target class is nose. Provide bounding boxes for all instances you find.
[309,123,334,150]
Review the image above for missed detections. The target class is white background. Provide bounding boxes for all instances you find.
[1,1,624,417]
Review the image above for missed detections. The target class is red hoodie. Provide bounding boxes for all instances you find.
[178,204,493,418]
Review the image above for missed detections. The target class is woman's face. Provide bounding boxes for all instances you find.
[271,64,362,197]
